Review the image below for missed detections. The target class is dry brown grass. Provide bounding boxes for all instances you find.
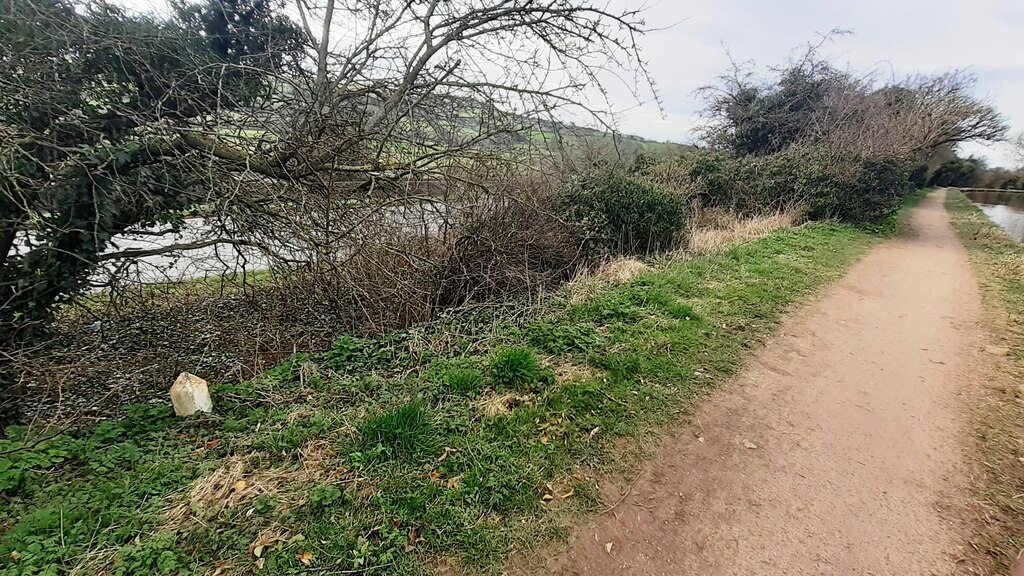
[593,258,650,283]
[560,258,649,306]
[551,361,602,385]
[164,439,343,530]
[477,392,525,417]
[687,208,803,254]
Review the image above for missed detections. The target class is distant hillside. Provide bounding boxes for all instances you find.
[526,123,694,158]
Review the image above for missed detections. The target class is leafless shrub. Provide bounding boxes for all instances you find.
[809,72,1008,156]
[432,192,590,309]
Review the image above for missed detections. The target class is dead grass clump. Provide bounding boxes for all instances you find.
[560,258,646,307]
[687,208,803,254]
[164,440,342,530]
[551,361,602,385]
[562,274,611,306]
[478,392,525,417]
[165,456,251,526]
[593,258,650,283]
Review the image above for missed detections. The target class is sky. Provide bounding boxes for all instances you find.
[602,0,1024,167]
[118,0,1024,167]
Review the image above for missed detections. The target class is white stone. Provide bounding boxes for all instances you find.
[170,372,213,416]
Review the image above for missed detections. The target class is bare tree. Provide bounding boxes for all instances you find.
[1012,132,1024,169]
[811,71,1007,155]
[699,37,1007,158]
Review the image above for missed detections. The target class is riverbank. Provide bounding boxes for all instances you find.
[0,219,882,575]
[946,189,1024,574]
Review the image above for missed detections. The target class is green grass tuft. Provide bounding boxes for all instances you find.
[358,400,437,458]
[490,346,543,389]
[440,367,486,393]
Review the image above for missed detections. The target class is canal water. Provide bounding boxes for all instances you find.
[963,189,1024,243]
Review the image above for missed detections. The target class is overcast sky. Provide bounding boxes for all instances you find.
[120,0,1024,167]
[604,0,1024,167]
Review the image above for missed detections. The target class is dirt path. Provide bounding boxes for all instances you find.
[547,189,983,575]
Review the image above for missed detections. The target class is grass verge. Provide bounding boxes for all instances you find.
[946,189,1024,574]
[0,223,880,576]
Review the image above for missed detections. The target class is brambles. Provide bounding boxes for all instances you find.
[433,193,589,308]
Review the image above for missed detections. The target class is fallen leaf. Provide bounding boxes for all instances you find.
[250,534,283,558]
[232,480,247,493]
[10,551,20,562]
[255,557,265,570]
[445,475,463,489]
[405,527,420,552]
[542,493,555,501]
[743,440,757,449]
[605,542,614,554]
[539,435,549,445]
[428,469,444,480]
[296,551,313,565]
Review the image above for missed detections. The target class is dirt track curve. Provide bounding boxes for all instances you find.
[547,189,984,575]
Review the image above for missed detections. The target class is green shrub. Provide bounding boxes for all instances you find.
[563,171,686,254]
[490,347,542,388]
[651,146,914,225]
[357,400,436,457]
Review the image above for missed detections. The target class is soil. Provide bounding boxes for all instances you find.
[546,190,986,575]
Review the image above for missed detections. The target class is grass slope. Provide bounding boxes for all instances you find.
[1,224,879,576]
[946,190,1024,574]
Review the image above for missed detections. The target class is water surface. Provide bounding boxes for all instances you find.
[963,189,1024,243]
